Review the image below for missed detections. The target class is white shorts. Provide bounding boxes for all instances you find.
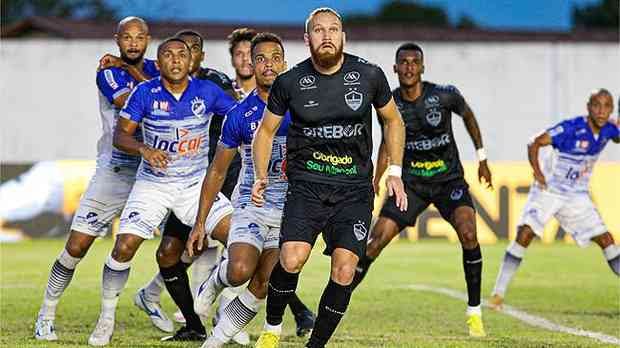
[228,205,282,252]
[118,178,232,240]
[518,187,607,247]
[71,166,136,237]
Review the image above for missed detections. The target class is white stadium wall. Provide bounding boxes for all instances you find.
[1,39,619,163]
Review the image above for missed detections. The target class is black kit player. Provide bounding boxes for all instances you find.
[251,8,407,348]
[351,43,493,337]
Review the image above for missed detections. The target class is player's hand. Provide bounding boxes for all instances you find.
[386,175,408,211]
[98,54,122,70]
[372,175,382,196]
[251,178,268,207]
[478,160,493,190]
[139,147,169,169]
[186,223,207,258]
[533,171,547,189]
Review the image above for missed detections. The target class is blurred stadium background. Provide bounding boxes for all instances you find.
[1,1,618,347]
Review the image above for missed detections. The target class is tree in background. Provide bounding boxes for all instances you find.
[2,0,116,25]
[345,0,477,28]
[572,0,619,29]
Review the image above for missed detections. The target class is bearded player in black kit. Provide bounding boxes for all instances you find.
[351,43,493,337]
[251,8,407,348]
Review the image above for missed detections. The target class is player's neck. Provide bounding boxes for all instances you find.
[162,77,189,97]
[587,117,602,134]
[257,86,269,103]
[236,76,256,94]
[310,55,345,75]
[399,81,423,102]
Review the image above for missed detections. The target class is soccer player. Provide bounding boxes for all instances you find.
[251,8,407,348]
[33,17,162,341]
[138,28,251,345]
[87,37,236,346]
[490,89,620,309]
[186,33,314,348]
[351,42,493,337]
[228,28,257,99]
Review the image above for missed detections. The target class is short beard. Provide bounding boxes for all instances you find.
[310,41,343,70]
[237,71,254,81]
[121,51,144,66]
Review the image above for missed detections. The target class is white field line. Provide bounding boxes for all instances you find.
[405,284,620,346]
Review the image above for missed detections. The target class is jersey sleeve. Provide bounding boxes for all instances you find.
[119,85,147,123]
[444,85,467,116]
[219,110,243,149]
[547,119,573,149]
[96,68,131,105]
[372,67,392,109]
[266,75,289,116]
[211,83,237,116]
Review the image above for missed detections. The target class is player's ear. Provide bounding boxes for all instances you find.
[303,33,310,47]
[114,33,119,44]
[421,64,425,74]
[393,64,398,74]
[283,60,288,70]
[342,31,346,46]
[146,34,151,46]
[200,51,205,63]
[154,60,160,70]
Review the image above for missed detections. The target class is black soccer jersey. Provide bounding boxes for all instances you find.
[196,67,241,198]
[393,82,468,184]
[267,53,392,185]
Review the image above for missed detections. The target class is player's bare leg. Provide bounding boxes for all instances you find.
[490,225,536,310]
[592,232,620,276]
[450,206,485,337]
[351,217,401,290]
[35,230,96,340]
[89,234,144,346]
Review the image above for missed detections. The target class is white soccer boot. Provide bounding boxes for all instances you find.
[133,288,174,333]
[34,316,58,341]
[194,272,220,317]
[88,316,114,346]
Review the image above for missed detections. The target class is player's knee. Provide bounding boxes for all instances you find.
[280,255,304,273]
[331,263,356,285]
[111,241,137,262]
[65,240,89,258]
[156,246,179,268]
[516,225,535,247]
[227,260,253,286]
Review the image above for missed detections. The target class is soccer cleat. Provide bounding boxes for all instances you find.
[466,314,486,337]
[173,309,186,324]
[200,334,227,348]
[232,330,251,345]
[88,316,114,346]
[211,309,251,345]
[254,331,280,348]
[488,294,504,311]
[160,326,206,341]
[34,317,58,341]
[134,288,174,333]
[194,274,219,317]
[294,309,316,337]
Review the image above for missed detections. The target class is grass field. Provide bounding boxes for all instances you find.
[1,238,619,347]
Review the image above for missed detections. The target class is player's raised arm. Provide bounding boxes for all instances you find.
[251,109,284,206]
[376,98,407,211]
[528,132,552,189]
[187,144,238,256]
[460,103,493,189]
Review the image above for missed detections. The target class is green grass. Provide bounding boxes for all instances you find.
[1,239,619,347]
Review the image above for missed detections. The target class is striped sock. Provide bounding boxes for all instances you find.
[212,289,261,342]
[39,249,81,319]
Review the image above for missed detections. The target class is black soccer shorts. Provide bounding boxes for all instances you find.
[380,178,475,230]
[280,180,374,259]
